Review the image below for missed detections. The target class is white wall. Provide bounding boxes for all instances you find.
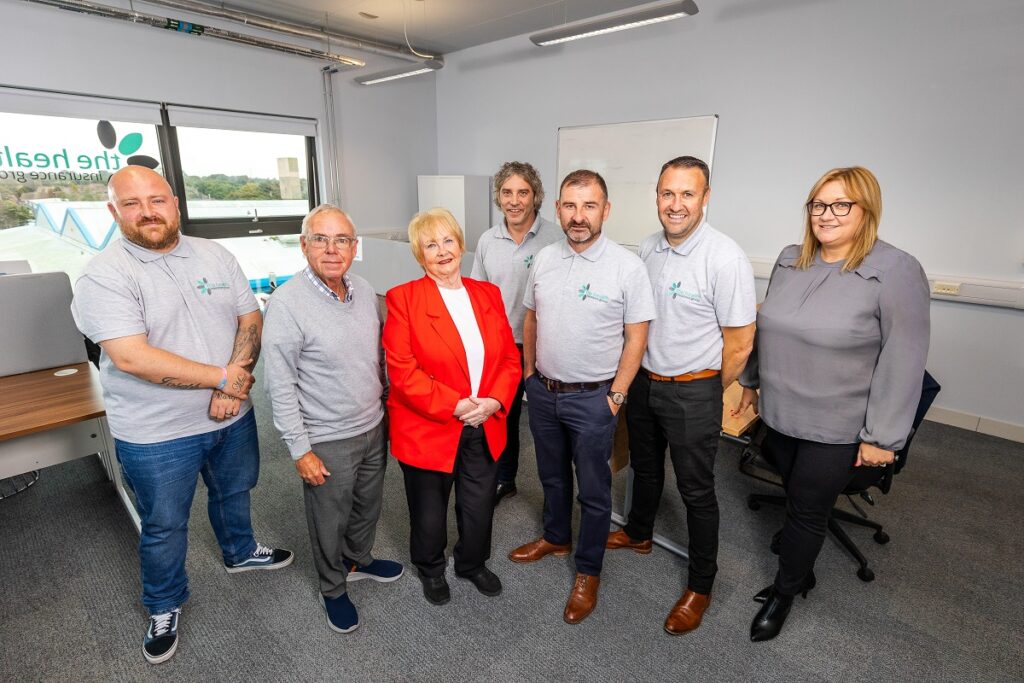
[434,0,1024,433]
[0,0,438,231]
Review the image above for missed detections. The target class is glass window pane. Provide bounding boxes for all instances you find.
[0,111,161,280]
[176,127,310,220]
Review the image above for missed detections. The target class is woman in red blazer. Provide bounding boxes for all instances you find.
[384,208,521,606]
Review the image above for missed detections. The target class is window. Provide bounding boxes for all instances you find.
[0,88,321,295]
[0,95,162,281]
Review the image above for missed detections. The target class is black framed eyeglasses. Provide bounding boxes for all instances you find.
[305,234,357,249]
[806,201,856,217]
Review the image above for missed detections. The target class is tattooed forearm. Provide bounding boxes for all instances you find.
[230,324,261,364]
[159,377,202,389]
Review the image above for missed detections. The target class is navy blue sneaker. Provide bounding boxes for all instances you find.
[346,558,404,583]
[225,543,294,573]
[319,593,360,634]
[143,608,180,664]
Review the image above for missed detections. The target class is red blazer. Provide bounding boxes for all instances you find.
[384,276,522,473]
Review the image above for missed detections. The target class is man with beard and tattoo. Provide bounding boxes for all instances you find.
[508,169,655,624]
[71,165,293,665]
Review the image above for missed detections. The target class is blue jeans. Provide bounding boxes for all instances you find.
[115,409,260,615]
[524,375,618,576]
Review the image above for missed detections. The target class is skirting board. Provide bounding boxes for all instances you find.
[925,406,1024,444]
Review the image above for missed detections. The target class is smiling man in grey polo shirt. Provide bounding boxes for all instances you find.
[605,156,756,635]
[508,169,655,625]
[471,161,562,505]
[71,166,293,665]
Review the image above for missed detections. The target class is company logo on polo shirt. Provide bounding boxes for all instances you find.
[196,277,230,295]
[577,283,610,303]
[524,255,535,269]
[669,281,700,302]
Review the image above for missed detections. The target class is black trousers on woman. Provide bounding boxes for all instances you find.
[400,426,499,578]
[761,427,860,596]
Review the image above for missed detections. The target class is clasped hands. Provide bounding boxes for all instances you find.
[732,386,894,468]
[209,359,255,421]
[454,396,501,428]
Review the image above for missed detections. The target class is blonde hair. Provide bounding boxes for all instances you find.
[796,166,882,272]
[407,207,466,266]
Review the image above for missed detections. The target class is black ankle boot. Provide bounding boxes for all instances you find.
[753,571,815,603]
[750,589,794,642]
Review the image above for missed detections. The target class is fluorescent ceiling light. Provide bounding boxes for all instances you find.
[355,59,444,85]
[530,0,698,46]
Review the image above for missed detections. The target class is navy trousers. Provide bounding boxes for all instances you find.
[525,374,618,576]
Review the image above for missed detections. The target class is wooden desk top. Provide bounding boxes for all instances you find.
[722,381,759,437]
[0,362,106,441]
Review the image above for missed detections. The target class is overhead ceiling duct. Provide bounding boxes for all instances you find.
[21,0,369,67]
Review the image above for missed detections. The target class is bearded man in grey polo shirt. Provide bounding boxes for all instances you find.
[471,161,562,505]
[71,166,293,665]
[509,169,656,625]
[262,204,403,635]
[605,156,756,635]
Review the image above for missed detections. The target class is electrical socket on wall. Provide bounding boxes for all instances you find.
[932,281,962,296]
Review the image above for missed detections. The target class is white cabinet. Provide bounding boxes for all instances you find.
[417,175,491,250]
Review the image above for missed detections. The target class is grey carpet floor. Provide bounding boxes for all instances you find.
[1,374,1022,682]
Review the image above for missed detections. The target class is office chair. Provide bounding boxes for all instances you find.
[740,371,941,582]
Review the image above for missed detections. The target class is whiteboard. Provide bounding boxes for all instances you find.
[556,115,718,247]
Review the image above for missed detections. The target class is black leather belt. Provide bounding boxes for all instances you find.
[535,371,613,393]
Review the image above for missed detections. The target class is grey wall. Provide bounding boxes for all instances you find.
[434,0,1024,430]
[0,1,438,233]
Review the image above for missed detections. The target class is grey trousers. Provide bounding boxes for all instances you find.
[302,420,387,598]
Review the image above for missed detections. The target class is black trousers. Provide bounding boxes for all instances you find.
[624,372,722,594]
[761,427,860,596]
[496,344,526,485]
[400,426,499,578]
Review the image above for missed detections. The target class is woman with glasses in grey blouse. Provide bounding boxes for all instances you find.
[735,166,930,642]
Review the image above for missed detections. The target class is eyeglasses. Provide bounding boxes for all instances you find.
[306,234,357,249]
[806,201,856,217]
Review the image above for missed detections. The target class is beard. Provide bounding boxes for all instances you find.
[564,221,600,245]
[121,216,181,251]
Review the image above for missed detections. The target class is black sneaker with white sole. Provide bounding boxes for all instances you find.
[143,608,180,664]
[225,542,294,573]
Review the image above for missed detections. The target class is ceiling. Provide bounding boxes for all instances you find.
[198,0,657,55]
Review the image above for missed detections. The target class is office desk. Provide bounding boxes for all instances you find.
[0,362,141,532]
[611,381,760,559]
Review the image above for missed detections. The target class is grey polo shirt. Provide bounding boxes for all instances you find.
[471,214,562,343]
[524,234,656,383]
[640,222,757,375]
[71,235,259,444]
[262,268,385,460]
[739,241,931,450]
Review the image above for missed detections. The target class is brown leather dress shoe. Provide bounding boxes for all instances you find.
[664,589,711,635]
[563,573,601,624]
[508,537,571,563]
[605,529,653,554]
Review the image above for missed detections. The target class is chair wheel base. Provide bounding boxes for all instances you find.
[857,567,875,582]
[747,499,761,511]
[873,530,890,544]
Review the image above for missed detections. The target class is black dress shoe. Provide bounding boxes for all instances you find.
[456,567,502,596]
[750,589,794,642]
[420,575,451,605]
[753,571,815,603]
[494,481,518,505]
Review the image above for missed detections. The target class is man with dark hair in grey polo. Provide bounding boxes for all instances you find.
[262,204,404,635]
[606,156,756,635]
[471,161,562,505]
[509,169,656,624]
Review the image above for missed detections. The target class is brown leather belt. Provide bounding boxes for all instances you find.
[646,369,720,382]
[535,371,613,393]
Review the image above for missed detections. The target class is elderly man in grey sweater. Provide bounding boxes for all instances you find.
[263,204,403,635]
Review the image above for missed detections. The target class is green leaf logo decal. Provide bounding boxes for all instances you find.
[118,133,144,155]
